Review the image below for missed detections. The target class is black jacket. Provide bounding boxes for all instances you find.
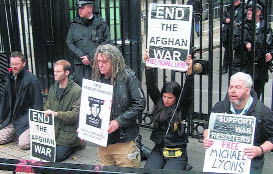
[66,15,110,64]
[233,19,273,81]
[0,69,43,136]
[145,68,193,147]
[101,67,146,144]
[212,90,273,147]
[222,3,243,45]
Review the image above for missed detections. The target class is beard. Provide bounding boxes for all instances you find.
[230,95,247,108]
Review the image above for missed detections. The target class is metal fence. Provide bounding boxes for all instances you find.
[0,0,273,172]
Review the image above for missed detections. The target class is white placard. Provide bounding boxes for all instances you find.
[78,79,113,147]
[203,113,256,174]
[147,4,193,72]
[29,109,56,162]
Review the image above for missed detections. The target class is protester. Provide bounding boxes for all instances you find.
[203,72,273,174]
[44,60,83,162]
[143,51,193,170]
[92,44,146,167]
[0,51,43,150]
[66,0,110,86]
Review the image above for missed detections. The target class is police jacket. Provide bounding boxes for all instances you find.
[212,90,273,150]
[145,68,193,147]
[44,77,81,147]
[0,69,43,136]
[66,15,110,65]
[101,67,146,144]
[234,19,273,81]
[222,3,243,45]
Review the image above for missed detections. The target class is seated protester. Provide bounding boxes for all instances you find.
[0,51,43,150]
[203,72,273,174]
[44,60,83,162]
[143,52,193,170]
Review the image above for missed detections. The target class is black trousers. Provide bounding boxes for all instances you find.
[144,144,188,170]
[55,145,77,162]
[74,64,92,86]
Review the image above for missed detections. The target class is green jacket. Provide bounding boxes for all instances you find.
[44,77,81,146]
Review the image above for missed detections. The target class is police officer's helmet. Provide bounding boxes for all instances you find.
[246,0,264,11]
[77,0,94,8]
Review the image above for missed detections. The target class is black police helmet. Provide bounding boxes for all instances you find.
[77,0,94,8]
[247,0,264,10]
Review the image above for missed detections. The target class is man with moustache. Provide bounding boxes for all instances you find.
[203,72,273,174]
[66,0,110,86]
[0,51,43,150]
[44,60,82,162]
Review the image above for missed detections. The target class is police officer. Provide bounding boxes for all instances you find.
[221,0,243,74]
[233,1,273,99]
[66,0,110,86]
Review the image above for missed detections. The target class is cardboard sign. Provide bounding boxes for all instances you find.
[203,113,256,174]
[29,109,56,162]
[78,79,113,147]
[147,4,192,72]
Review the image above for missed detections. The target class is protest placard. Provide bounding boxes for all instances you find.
[203,113,256,174]
[146,4,192,72]
[78,79,113,147]
[29,109,56,162]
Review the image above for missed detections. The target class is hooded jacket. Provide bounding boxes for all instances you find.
[44,77,81,146]
[0,68,43,136]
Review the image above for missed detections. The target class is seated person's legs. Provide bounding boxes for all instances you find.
[97,146,116,166]
[163,151,188,170]
[144,147,165,169]
[97,140,140,167]
[18,128,30,150]
[0,123,16,145]
[55,145,76,162]
[113,140,141,167]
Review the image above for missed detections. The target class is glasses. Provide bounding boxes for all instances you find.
[9,63,22,67]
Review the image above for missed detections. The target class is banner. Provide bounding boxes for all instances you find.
[146,4,192,72]
[203,113,256,174]
[29,109,56,162]
[78,79,113,147]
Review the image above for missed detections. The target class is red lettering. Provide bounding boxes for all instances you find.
[221,141,239,150]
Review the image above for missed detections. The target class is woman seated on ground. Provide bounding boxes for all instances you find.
[143,52,193,170]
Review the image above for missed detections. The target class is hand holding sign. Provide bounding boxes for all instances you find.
[44,109,57,117]
[108,120,119,134]
[244,146,263,159]
[144,49,193,75]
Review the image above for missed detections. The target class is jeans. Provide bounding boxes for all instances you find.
[55,145,77,162]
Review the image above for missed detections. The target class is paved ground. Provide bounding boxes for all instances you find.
[1,127,273,174]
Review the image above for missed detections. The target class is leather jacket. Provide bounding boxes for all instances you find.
[101,67,146,144]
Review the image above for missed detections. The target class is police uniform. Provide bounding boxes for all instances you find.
[66,0,110,86]
[233,2,273,98]
[222,1,243,74]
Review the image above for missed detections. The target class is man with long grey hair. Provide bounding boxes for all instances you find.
[92,44,146,167]
[203,72,273,174]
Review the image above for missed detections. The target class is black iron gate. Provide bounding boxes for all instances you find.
[0,0,273,138]
[0,0,142,93]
